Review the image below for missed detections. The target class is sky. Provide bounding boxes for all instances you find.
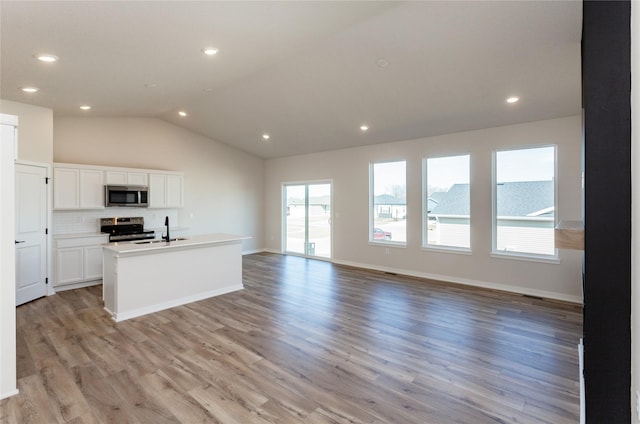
[287,147,555,199]
[373,161,406,195]
[374,146,555,196]
[496,146,555,183]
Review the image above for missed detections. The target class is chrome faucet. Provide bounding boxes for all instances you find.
[164,216,170,242]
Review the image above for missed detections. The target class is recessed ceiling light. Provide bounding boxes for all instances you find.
[360,125,369,131]
[178,111,187,117]
[21,87,39,93]
[376,58,389,68]
[202,47,219,56]
[262,134,270,140]
[506,96,520,104]
[79,105,91,111]
[35,54,58,63]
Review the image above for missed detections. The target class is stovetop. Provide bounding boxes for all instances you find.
[100,217,155,242]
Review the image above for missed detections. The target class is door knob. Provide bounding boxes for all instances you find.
[15,240,25,244]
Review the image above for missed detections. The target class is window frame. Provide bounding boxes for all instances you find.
[491,144,559,263]
[422,154,472,253]
[369,159,407,246]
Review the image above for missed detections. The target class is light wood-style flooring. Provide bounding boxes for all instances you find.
[1,253,582,423]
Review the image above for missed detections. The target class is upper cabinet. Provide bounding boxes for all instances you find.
[54,163,183,210]
[105,171,148,186]
[53,167,79,209]
[149,173,183,208]
[53,166,104,209]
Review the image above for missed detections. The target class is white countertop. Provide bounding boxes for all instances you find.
[103,233,250,255]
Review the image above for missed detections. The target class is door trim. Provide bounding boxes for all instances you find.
[281,180,333,259]
[16,160,53,296]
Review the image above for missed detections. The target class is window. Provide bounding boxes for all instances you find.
[424,154,470,250]
[370,161,406,244]
[493,146,556,257]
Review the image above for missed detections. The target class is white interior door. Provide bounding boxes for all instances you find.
[15,163,47,306]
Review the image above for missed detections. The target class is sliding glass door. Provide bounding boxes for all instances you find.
[284,182,331,258]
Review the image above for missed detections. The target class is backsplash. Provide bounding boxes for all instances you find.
[53,208,179,235]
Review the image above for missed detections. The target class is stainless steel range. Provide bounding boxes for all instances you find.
[100,217,155,242]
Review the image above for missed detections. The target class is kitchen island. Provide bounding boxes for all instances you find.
[102,233,249,322]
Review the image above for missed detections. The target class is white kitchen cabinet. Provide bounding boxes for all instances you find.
[54,235,109,287]
[149,173,183,208]
[53,167,79,209]
[56,247,84,285]
[53,166,104,209]
[83,245,105,281]
[105,171,148,186]
[55,163,183,210]
[79,169,104,208]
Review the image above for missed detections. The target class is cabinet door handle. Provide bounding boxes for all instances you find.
[15,240,25,244]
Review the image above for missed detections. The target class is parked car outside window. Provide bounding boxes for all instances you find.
[373,228,392,240]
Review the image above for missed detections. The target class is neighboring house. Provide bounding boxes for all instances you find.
[287,196,331,217]
[426,196,441,213]
[374,194,406,220]
[429,181,554,254]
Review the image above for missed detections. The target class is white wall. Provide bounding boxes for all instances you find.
[265,116,583,301]
[631,2,639,422]
[0,100,53,164]
[54,117,264,252]
[0,115,17,399]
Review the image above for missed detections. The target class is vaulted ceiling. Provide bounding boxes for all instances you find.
[0,1,582,159]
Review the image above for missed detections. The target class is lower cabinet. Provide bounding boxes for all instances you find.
[83,245,105,281]
[55,235,109,287]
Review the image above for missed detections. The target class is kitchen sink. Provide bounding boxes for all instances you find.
[134,237,188,244]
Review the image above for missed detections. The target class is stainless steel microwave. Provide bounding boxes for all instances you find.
[105,185,149,207]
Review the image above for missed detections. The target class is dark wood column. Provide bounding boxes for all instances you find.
[582,1,631,421]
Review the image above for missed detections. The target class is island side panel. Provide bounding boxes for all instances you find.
[102,250,117,316]
[113,241,243,321]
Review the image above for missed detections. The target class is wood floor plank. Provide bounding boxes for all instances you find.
[139,370,218,424]
[105,369,181,424]
[0,374,64,424]
[37,358,94,422]
[71,364,138,424]
[1,253,582,423]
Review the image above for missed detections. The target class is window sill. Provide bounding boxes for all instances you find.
[490,251,560,264]
[368,241,407,248]
[421,246,472,255]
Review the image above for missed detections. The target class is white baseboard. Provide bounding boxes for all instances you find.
[0,388,19,400]
[53,280,102,292]
[106,284,243,322]
[242,248,267,255]
[330,258,583,303]
[245,251,582,303]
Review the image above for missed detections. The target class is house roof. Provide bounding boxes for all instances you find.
[430,184,471,215]
[288,196,331,206]
[427,197,440,213]
[431,181,554,217]
[374,194,406,206]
